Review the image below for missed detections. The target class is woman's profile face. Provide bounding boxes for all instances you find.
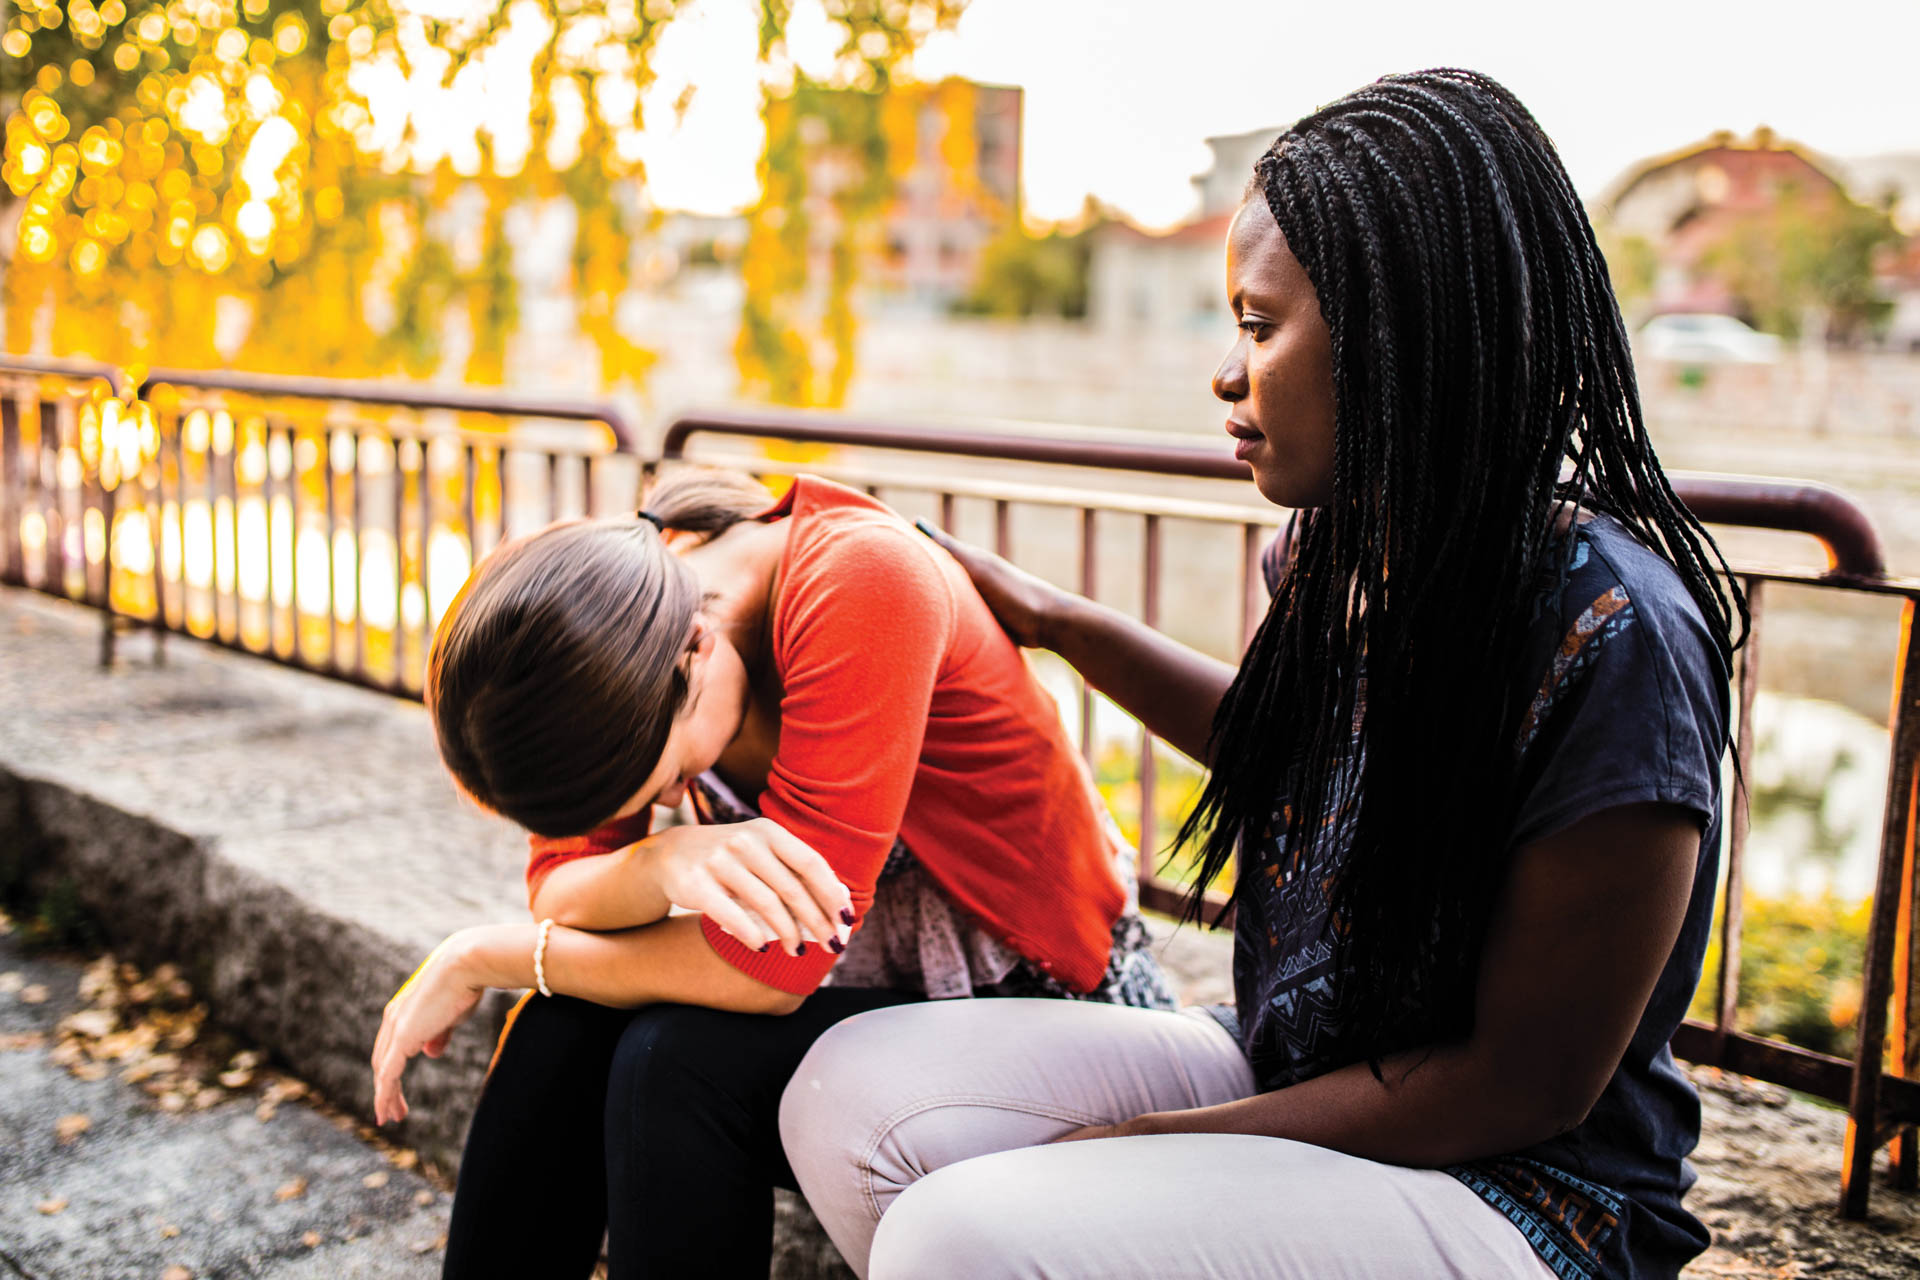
[610,623,751,817]
[1212,197,1337,510]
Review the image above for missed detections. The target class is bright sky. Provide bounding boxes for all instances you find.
[403,0,1920,228]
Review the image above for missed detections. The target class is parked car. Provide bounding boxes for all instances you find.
[1639,313,1783,364]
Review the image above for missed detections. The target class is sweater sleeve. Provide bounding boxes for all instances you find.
[525,809,656,903]
[700,523,955,995]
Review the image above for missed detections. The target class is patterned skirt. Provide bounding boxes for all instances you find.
[690,773,1175,1012]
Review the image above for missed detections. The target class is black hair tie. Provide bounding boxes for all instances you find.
[637,510,665,532]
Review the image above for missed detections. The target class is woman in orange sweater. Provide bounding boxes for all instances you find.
[371,467,1171,1279]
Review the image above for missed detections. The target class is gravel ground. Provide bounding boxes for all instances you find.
[1685,1068,1920,1278]
[0,925,448,1280]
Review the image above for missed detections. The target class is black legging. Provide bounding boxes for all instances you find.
[441,986,919,1280]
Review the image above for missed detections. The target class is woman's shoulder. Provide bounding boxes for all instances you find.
[1535,513,1725,673]
[777,477,959,636]
[1511,512,1732,842]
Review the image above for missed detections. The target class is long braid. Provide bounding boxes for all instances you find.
[1174,69,1746,1065]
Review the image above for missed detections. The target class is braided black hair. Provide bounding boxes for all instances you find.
[1175,69,1747,1067]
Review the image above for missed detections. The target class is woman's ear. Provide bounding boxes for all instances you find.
[677,617,717,690]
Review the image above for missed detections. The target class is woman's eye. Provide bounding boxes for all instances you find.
[1238,319,1271,338]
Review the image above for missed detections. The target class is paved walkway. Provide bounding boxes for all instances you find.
[1,928,446,1280]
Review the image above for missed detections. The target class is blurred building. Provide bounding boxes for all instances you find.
[1190,127,1278,220]
[1086,128,1276,332]
[1088,213,1231,332]
[867,79,1023,308]
[1591,127,1853,315]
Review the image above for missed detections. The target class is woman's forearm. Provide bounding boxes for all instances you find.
[458,917,804,1015]
[1129,1037,1574,1167]
[1044,593,1236,764]
[528,843,671,930]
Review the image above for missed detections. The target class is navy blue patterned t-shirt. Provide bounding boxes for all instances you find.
[1228,513,1730,1280]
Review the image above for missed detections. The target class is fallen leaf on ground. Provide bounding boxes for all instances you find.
[362,1171,389,1189]
[123,1054,179,1084]
[36,1198,68,1215]
[159,1224,180,1239]
[19,983,49,1004]
[61,1008,117,1039]
[301,1230,322,1248]
[262,1078,307,1104]
[0,971,22,993]
[414,1189,435,1207]
[218,1068,254,1089]
[0,1031,46,1051]
[411,1234,448,1255]
[161,1266,193,1280]
[54,1113,91,1143]
[273,1176,308,1202]
[72,1062,108,1082]
[387,1149,418,1171]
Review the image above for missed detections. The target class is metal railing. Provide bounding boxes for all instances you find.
[1,358,644,696]
[4,360,1918,1219]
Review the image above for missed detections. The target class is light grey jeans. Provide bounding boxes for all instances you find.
[780,999,1558,1279]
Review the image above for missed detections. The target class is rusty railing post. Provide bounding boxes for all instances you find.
[1843,599,1920,1218]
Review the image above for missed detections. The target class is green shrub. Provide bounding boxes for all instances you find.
[1690,893,1871,1059]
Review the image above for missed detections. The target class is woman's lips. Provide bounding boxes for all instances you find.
[1226,420,1261,461]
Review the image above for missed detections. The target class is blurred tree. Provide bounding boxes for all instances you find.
[1594,225,1656,319]
[735,53,975,407]
[952,217,1096,320]
[3,0,967,394]
[1703,183,1900,342]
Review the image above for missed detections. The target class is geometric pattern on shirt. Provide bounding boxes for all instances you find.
[1445,1156,1624,1280]
[1518,582,1638,755]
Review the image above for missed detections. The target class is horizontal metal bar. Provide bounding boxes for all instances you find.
[664,411,1892,582]
[1670,1020,1920,1120]
[0,356,129,398]
[732,457,1286,526]
[137,367,642,453]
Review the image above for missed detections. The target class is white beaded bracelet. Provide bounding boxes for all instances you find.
[533,917,555,998]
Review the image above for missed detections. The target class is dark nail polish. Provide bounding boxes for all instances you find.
[828,936,845,954]
[913,518,935,537]
[840,908,856,926]
[795,942,807,956]
[756,943,770,953]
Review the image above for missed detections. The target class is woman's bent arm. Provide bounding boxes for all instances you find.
[528,818,851,957]
[1084,801,1701,1162]
[1043,592,1237,765]
[371,915,799,1125]
[917,522,1235,763]
[468,916,802,1014]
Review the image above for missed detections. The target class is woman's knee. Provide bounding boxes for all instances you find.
[779,1003,918,1157]
[866,1155,1048,1280]
[604,1001,749,1117]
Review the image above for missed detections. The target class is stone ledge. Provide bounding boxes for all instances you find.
[0,585,1235,1279]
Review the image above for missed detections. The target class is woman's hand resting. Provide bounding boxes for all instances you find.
[649,818,853,957]
[372,925,510,1126]
[913,519,1068,651]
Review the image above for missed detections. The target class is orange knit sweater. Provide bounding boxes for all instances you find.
[525,476,1125,995]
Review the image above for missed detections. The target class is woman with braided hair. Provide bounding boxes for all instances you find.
[780,69,1743,1279]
